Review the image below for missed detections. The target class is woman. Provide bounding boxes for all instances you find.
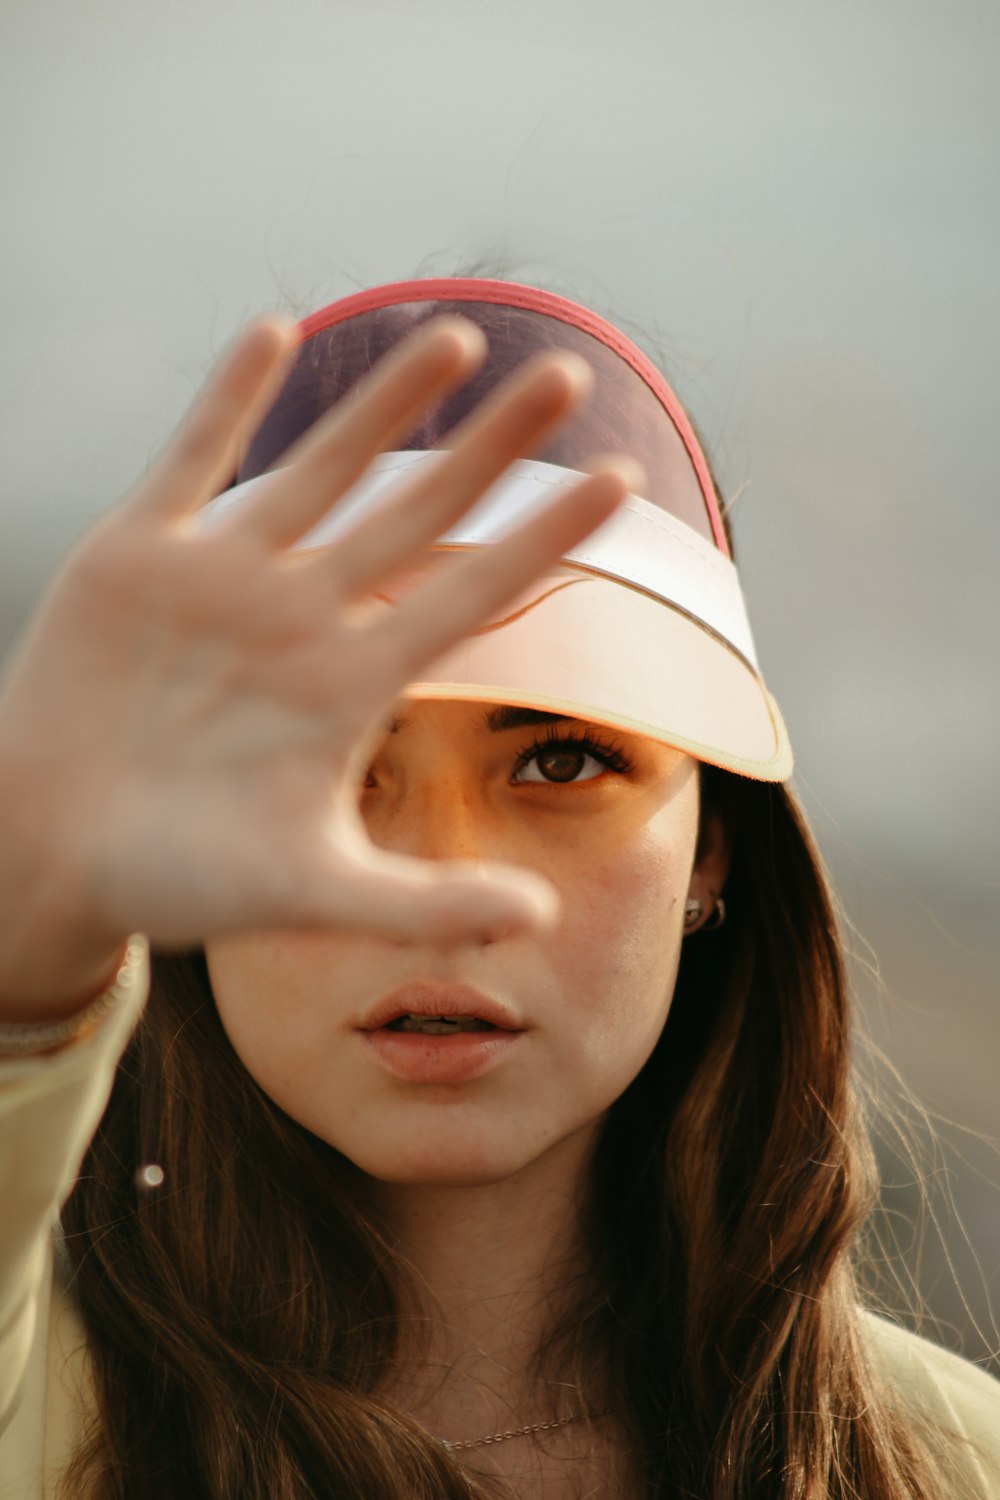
[0,278,997,1499]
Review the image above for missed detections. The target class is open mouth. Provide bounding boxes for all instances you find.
[385,1015,497,1034]
[362,1011,524,1082]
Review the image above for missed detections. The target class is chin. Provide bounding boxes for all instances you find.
[328,1128,539,1188]
[342,1140,531,1189]
[326,1108,603,1189]
[379,1164,517,1187]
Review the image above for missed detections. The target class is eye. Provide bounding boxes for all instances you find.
[511,733,633,785]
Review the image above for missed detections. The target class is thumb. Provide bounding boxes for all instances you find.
[304,839,561,945]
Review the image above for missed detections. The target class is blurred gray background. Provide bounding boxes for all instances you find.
[2,0,997,1369]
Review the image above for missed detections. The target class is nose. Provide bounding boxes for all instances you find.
[365,781,496,866]
[367,784,510,951]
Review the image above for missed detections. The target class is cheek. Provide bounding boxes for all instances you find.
[205,934,340,1109]
[553,819,692,1056]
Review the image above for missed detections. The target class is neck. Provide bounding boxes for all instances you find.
[366,1122,602,1444]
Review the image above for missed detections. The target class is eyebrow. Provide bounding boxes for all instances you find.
[388,706,574,735]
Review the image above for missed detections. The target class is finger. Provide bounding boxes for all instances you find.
[313,351,594,601]
[368,460,642,677]
[309,841,561,945]
[135,316,301,522]
[223,316,488,551]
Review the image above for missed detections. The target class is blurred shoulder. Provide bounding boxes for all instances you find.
[858,1308,1000,1497]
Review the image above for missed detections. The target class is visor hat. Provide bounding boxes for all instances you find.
[203,278,792,782]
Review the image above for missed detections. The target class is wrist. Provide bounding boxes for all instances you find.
[0,754,126,1015]
[0,934,148,1056]
[0,935,134,1023]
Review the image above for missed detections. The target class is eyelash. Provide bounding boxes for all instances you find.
[511,729,634,782]
[362,729,635,790]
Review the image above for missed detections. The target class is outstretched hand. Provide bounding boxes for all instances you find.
[0,313,638,1002]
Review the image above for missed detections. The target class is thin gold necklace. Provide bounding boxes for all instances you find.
[440,1407,612,1452]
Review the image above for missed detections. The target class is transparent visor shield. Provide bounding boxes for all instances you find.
[203,280,792,781]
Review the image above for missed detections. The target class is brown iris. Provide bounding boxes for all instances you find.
[535,746,588,783]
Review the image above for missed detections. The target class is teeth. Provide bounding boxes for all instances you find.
[396,1015,494,1034]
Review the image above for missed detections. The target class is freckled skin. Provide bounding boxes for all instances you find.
[205,700,725,1188]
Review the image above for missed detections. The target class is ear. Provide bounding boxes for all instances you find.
[686,807,733,933]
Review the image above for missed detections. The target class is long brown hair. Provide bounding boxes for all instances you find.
[59,770,972,1497]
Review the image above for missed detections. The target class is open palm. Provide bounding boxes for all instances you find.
[0,315,635,979]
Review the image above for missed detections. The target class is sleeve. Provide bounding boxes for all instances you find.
[0,937,150,1432]
[859,1309,1000,1498]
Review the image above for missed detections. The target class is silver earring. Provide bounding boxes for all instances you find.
[703,897,726,932]
[684,897,703,929]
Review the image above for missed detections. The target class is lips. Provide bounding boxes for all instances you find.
[358,983,528,1082]
[360,983,525,1034]
[359,1024,526,1084]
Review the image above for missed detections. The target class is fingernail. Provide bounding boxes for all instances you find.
[610,457,646,494]
[586,454,647,495]
[503,880,560,933]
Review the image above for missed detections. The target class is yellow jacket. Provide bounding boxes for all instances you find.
[2,941,999,1497]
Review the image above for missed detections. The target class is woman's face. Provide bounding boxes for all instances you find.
[205,700,726,1186]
